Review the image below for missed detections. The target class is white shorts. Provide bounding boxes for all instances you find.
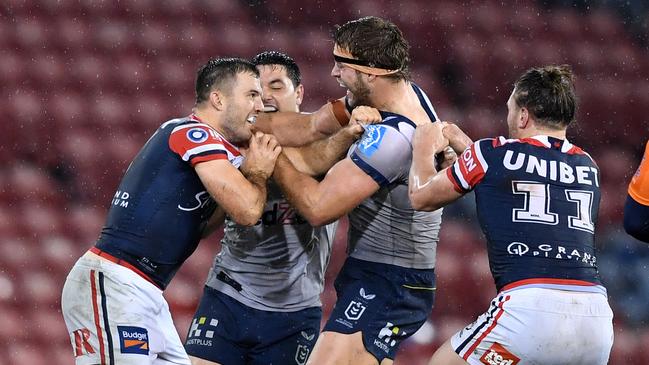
[61,251,191,365]
[451,287,614,365]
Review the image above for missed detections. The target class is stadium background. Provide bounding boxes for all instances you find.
[1,0,648,363]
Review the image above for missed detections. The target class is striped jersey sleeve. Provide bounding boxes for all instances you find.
[168,123,232,167]
[446,138,490,193]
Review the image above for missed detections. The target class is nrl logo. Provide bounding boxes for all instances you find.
[295,344,310,365]
[344,301,367,321]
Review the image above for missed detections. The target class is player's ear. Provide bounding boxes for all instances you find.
[519,107,530,129]
[209,90,225,111]
[295,84,304,106]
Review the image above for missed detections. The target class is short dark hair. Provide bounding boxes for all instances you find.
[251,51,301,87]
[513,65,577,129]
[195,58,259,104]
[332,16,410,81]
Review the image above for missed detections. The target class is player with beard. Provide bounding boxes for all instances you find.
[61,58,281,365]
[271,17,448,365]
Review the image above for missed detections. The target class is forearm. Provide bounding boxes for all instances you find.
[254,112,323,146]
[273,153,329,225]
[409,142,444,210]
[237,170,269,224]
[254,100,346,146]
[283,126,358,176]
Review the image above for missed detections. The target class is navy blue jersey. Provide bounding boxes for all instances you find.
[96,115,243,289]
[447,136,603,292]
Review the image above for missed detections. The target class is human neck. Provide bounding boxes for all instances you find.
[192,107,228,138]
[516,124,567,140]
[369,79,411,112]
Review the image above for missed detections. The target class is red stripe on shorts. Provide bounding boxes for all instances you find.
[90,270,106,365]
[463,295,511,361]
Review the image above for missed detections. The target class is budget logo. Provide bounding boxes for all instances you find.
[480,342,520,365]
[118,326,149,355]
[344,301,366,321]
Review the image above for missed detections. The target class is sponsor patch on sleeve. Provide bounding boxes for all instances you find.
[118,326,149,355]
[358,125,387,158]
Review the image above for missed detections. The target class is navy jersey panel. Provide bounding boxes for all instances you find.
[448,136,602,291]
[96,116,239,289]
[185,286,321,365]
[323,257,435,362]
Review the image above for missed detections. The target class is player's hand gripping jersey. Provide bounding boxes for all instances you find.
[95,115,243,289]
[447,136,603,292]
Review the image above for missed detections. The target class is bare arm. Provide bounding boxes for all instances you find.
[409,123,465,211]
[195,160,268,226]
[253,98,349,146]
[273,154,380,226]
[281,106,382,176]
[280,124,360,176]
[195,132,280,226]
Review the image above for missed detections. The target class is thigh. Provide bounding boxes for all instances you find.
[249,307,322,365]
[428,340,470,365]
[184,287,247,365]
[306,331,379,365]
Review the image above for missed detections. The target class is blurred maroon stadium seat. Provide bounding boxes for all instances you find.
[2,3,644,363]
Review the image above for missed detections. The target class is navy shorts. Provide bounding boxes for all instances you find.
[185,286,321,365]
[323,257,436,362]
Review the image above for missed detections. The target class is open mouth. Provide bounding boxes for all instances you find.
[246,115,257,123]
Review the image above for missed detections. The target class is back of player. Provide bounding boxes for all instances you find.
[410,65,614,365]
[448,136,612,364]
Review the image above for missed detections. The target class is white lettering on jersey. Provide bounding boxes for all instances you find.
[462,148,477,172]
[503,151,598,187]
[178,191,211,211]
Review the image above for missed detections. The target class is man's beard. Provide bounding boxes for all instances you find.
[348,74,372,107]
[222,107,250,144]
